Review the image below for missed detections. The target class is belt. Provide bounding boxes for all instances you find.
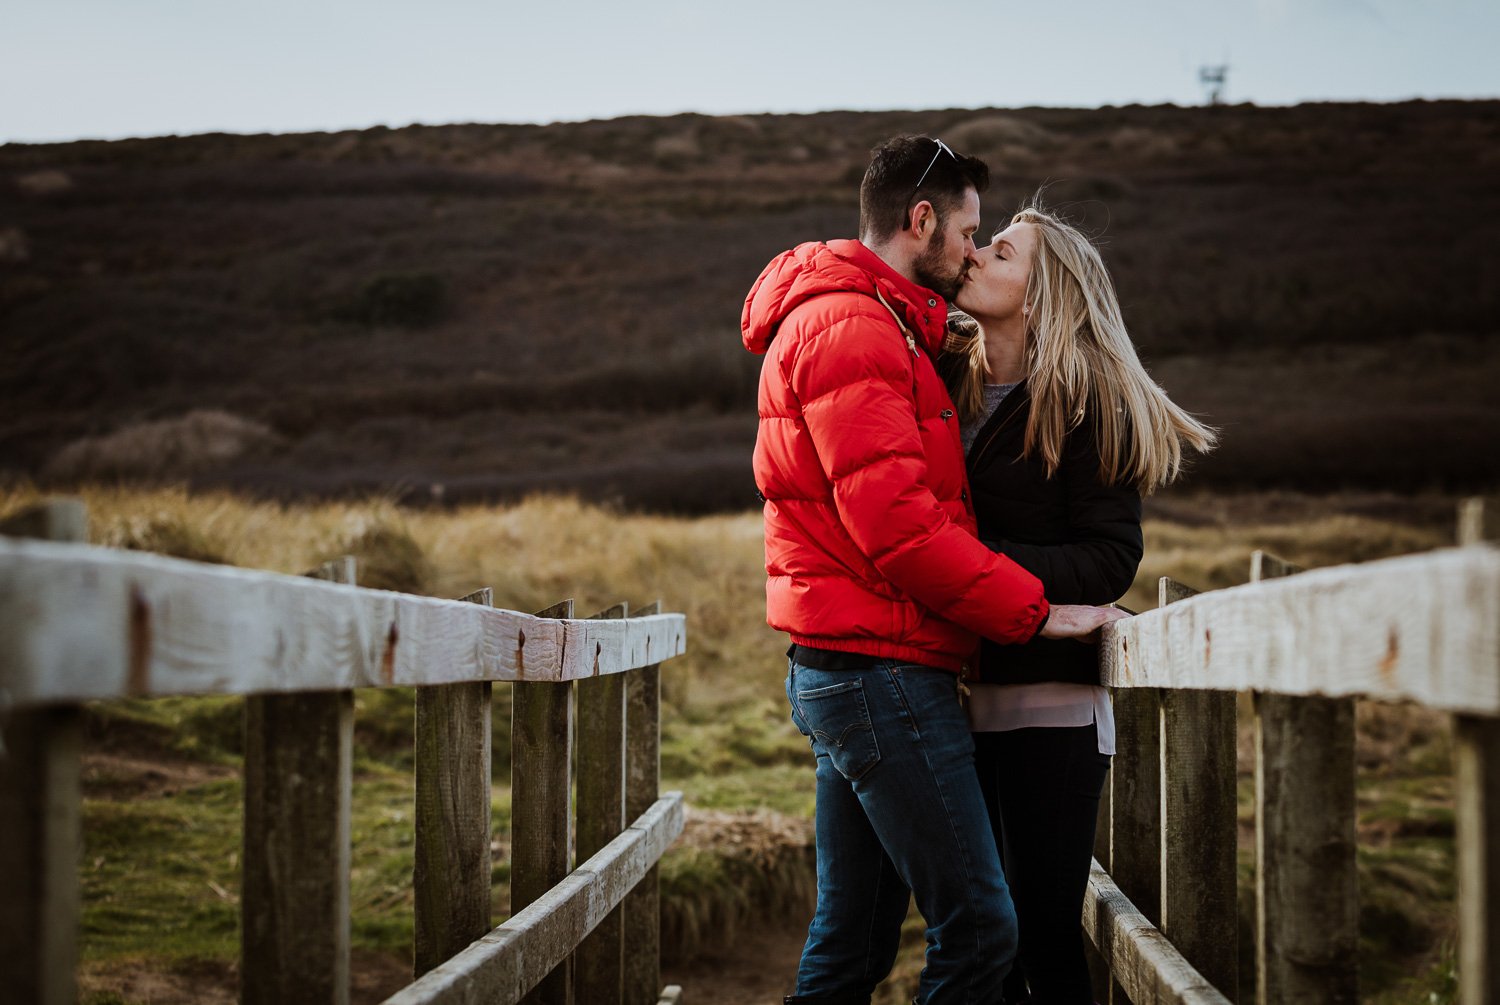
[786,643,878,670]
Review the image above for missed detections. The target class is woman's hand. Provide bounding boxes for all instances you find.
[1038,604,1130,644]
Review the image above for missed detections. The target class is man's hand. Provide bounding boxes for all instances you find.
[1038,604,1131,644]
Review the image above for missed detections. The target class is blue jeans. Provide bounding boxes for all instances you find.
[786,659,1017,1005]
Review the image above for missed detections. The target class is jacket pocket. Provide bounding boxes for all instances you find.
[793,678,881,781]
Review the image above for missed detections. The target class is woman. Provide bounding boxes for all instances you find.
[939,203,1216,1003]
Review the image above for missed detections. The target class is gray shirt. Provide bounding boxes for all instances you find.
[959,382,1019,456]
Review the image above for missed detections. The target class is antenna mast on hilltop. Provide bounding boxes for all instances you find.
[1199,64,1229,105]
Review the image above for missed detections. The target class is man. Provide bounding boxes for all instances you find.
[741,135,1126,1005]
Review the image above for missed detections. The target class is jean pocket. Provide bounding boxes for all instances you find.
[795,678,881,781]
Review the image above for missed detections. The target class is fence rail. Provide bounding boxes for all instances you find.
[0,499,689,1005]
[0,534,685,702]
[1088,499,1499,1004]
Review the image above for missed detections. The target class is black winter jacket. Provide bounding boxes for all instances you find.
[955,376,1144,686]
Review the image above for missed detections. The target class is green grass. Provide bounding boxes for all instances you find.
[82,780,242,961]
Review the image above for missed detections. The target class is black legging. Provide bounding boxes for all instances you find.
[973,724,1111,1005]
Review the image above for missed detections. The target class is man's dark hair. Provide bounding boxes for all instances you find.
[859,135,989,242]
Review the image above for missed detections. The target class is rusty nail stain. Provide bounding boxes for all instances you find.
[593,641,602,677]
[1204,628,1212,664]
[516,629,527,681]
[128,584,152,695]
[381,621,399,685]
[1378,629,1399,683]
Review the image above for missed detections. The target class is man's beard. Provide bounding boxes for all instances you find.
[912,230,966,302]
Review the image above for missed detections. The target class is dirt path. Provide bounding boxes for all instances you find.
[662,918,808,1004]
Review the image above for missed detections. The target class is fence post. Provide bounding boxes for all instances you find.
[1110,686,1160,926]
[577,602,629,1003]
[514,599,576,1005]
[242,555,356,1005]
[1158,576,1238,1001]
[0,499,86,1005]
[1249,551,1357,1005]
[1456,499,1500,1005]
[1088,645,1116,1004]
[414,588,495,976]
[1105,667,1161,1004]
[624,600,664,1005]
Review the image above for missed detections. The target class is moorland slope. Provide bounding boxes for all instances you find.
[3,101,1497,509]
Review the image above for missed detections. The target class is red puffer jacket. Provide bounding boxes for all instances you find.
[741,239,1049,671]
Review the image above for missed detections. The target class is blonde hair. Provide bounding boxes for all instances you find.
[943,203,1216,493]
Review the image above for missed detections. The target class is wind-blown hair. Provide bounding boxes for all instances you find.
[944,203,1216,493]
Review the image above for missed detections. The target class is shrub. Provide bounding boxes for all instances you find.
[17,169,73,196]
[44,411,283,482]
[341,272,447,328]
[660,808,815,964]
[329,520,432,594]
[0,227,29,263]
[103,512,230,565]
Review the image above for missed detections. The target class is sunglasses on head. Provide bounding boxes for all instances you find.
[912,137,957,192]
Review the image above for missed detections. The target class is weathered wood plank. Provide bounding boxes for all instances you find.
[0,501,85,1005]
[577,602,628,1004]
[513,600,575,1005]
[1458,497,1500,550]
[1455,715,1500,1005]
[1088,766,1111,1001]
[1083,859,1233,1005]
[242,557,356,1005]
[1104,654,1158,1005]
[1456,498,1500,1005]
[415,588,495,977]
[381,793,685,1005]
[0,707,82,1005]
[1251,552,1357,1005]
[0,538,688,705]
[1104,681,1161,1004]
[1158,578,1238,1001]
[0,498,87,543]
[624,600,663,1005]
[1100,544,1500,714]
[1109,686,1161,926]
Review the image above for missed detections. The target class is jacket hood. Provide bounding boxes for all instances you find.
[741,239,948,356]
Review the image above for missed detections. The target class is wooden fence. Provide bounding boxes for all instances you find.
[1086,499,1499,1005]
[0,499,689,1005]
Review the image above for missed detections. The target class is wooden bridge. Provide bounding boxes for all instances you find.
[1,495,1497,1004]
[0,498,689,1005]
[1085,500,1498,1004]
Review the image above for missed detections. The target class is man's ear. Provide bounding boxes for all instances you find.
[909,199,934,239]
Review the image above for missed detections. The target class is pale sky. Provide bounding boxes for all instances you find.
[3,0,1497,144]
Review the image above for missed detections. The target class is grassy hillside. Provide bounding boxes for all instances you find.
[0,484,1470,1003]
[3,101,1498,508]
